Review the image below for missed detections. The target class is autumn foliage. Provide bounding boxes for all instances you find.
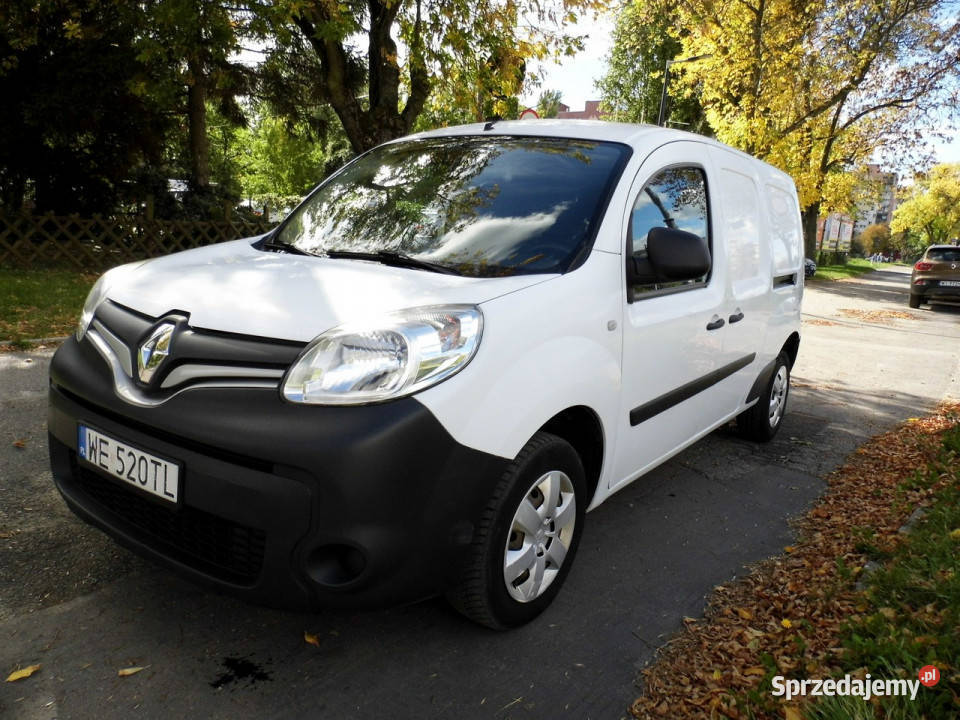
[631,405,960,719]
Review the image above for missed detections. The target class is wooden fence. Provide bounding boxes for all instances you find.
[0,212,276,270]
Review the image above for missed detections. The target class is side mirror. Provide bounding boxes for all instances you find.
[627,227,711,284]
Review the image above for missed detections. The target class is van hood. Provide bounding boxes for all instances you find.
[102,239,554,342]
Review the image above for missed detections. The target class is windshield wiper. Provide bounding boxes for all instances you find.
[259,237,313,256]
[322,250,461,275]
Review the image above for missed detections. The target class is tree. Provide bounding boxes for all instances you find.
[138,0,257,196]
[537,89,564,118]
[858,223,892,256]
[892,164,960,247]
[268,0,607,154]
[234,105,352,210]
[0,0,170,214]
[597,2,707,130]
[630,0,960,256]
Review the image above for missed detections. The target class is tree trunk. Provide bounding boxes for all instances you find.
[294,0,431,154]
[801,202,820,260]
[0,173,26,211]
[187,55,210,191]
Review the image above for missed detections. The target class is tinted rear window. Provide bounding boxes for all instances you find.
[276,136,631,277]
[927,247,960,262]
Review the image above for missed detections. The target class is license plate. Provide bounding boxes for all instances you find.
[940,280,960,287]
[77,425,180,504]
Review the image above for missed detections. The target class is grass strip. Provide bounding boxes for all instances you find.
[630,405,960,719]
[809,258,878,282]
[0,268,96,348]
[807,425,960,719]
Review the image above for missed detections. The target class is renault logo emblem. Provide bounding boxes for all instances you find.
[137,323,175,383]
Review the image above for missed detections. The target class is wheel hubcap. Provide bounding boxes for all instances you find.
[768,366,788,428]
[503,470,576,603]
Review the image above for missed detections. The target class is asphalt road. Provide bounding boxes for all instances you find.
[1,265,958,719]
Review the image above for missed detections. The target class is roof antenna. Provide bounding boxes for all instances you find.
[483,116,501,131]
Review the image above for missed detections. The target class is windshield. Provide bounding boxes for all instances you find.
[274,136,630,277]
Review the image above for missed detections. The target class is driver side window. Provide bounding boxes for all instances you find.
[628,166,710,297]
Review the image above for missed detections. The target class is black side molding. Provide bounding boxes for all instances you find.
[630,353,756,426]
[774,273,797,287]
[745,357,778,403]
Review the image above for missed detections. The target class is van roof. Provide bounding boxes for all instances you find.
[412,119,672,146]
[411,120,794,186]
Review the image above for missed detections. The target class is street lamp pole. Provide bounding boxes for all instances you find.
[656,53,713,127]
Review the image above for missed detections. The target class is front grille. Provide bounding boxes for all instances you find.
[69,456,266,585]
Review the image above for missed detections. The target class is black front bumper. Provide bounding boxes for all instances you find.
[48,336,509,610]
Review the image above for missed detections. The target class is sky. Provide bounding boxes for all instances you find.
[518,14,615,113]
[517,12,960,167]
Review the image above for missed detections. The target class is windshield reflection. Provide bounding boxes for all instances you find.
[276,136,630,277]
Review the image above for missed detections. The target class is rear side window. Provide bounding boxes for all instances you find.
[767,184,802,276]
[628,167,710,296]
[718,167,767,298]
[927,247,960,262]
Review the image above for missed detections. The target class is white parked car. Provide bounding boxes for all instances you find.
[49,120,803,628]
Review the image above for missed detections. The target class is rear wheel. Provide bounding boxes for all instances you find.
[908,294,922,309]
[737,352,790,442]
[447,432,586,629]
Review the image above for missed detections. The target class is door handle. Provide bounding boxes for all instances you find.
[706,315,725,331]
[728,310,744,324]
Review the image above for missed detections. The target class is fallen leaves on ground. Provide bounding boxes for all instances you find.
[836,308,915,323]
[630,403,960,720]
[803,318,840,327]
[117,666,146,677]
[304,631,320,647]
[6,664,41,682]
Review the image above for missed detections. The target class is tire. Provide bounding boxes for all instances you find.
[908,294,922,309]
[447,432,586,629]
[737,352,790,442]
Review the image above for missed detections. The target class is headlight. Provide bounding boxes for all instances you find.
[282,305,483,405]
[75,275,110,341]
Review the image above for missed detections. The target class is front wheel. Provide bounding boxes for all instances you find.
[737,352,790,442]
[447,432,586,629]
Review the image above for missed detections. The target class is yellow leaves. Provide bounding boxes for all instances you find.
[784,706,803,720]
[304,631,320,647]
[117,666,146,677]
[712,669,722,680]
[62,19,83,40]
[630,403,960,719]
[949,528,960,541]
[6,664,41,682]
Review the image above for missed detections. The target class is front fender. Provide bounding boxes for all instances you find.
[416,251,623,485]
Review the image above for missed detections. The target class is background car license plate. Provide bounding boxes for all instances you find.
[77,425,180,504]
[940,280,960,287]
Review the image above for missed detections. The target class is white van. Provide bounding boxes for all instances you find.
[48,121,803,628]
